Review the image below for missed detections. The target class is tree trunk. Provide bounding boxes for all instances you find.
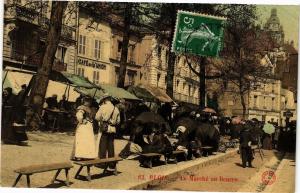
[166,46,176,98]
[199,56,206,109]
[166,4,176,98]
[117,3,132,88]
[240,91,246,118]
[28,1,67,118]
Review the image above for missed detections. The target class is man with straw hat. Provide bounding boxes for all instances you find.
[95,93,120,171]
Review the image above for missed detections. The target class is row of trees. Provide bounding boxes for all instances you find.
[25,2,275,118]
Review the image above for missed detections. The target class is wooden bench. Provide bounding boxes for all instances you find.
[201,146,214,156]
[12,162,73,188]
[165,150,187,164]
[139,153,166,169]
[73,157,122,181]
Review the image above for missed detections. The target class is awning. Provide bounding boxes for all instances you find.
[60,72,97,88]
[75,84,140,101]
[3,70,33,95]
[74,87,105,101]
[140,85,173,103]
[45,80,80,102]
[3,70,80,102]
[126,85,156,102]
[99,84,140,101]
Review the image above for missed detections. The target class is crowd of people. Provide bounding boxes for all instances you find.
[1,85,297,170]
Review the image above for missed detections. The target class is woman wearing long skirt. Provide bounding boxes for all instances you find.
[71,97,97,160]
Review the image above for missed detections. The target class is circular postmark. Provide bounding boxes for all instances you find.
[261,170,276,185]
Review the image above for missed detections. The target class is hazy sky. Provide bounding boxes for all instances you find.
[257,5,300,49]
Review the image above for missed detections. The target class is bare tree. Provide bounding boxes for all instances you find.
[214,5,275,117]
[28,1,68,114]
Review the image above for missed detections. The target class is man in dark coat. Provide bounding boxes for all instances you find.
[240,123,254,168]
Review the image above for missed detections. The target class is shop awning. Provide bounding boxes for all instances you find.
[74,87,105,100]
[3,70,33,95]
[140,85,173,103]
[46,80,80,102]
[126,85,156,102]
[75,84,140,101]
[2,70,79,102]
[59,72,97,88]
[100,84,140,101]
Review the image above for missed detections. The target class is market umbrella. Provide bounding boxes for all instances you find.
[263,123,275,134]
[135,112,167,124]
[202,107,216,114]
[134,112,171,134]
[251,118,259,122]
[174,104,198,118]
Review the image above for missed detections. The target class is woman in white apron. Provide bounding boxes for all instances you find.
[71,97,97,160]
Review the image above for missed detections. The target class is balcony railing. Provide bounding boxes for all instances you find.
[53,58,67,72]
[14,4,39,25]
[6,5,76,41]
[39,17,76,41]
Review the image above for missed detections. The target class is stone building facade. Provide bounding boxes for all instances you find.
[138,35,200,105]
[3,0,77,73]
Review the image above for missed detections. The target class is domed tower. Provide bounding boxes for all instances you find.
[264,8,285,46]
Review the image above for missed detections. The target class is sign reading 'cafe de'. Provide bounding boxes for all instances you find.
[77,57,107,70]
[172,10,226,57]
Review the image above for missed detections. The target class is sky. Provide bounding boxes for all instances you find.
[257,5,300,49]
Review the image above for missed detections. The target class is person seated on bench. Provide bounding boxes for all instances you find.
[71,97,97,161]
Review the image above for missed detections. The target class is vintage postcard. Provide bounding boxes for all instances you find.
[1,0,299,192]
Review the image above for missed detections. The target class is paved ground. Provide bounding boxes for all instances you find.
[1,131,295,192]
[263,153,295,193]
[159,149,295,192]
[1,131,234,189]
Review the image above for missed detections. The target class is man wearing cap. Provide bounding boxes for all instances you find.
[239,122,254,168]
[95,93,120,171]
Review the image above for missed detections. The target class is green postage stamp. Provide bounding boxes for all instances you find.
[172,10,227,57]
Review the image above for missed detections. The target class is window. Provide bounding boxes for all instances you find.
[176,80,180,88]
[157,73,161,87]
[118,41,122,52]
[55,46,66,62]
[77,68,84,77]
[128,73,135,85]
[93,71,99,84]
[263,97,267,109]
[272,98,275,110]
[188,85,191,96]
[140,72,143,80]
[79,35,86,55]
[157,46,162,58]
[94,40,101,60]
[129,44,135,63]
[254,95,258,108]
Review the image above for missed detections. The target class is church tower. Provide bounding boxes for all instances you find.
[264,8,285,46]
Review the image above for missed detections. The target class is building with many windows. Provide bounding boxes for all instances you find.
[138,35,200,105]
[75,8,113,85]
[3,0,77,73]
[75,6,144,87]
